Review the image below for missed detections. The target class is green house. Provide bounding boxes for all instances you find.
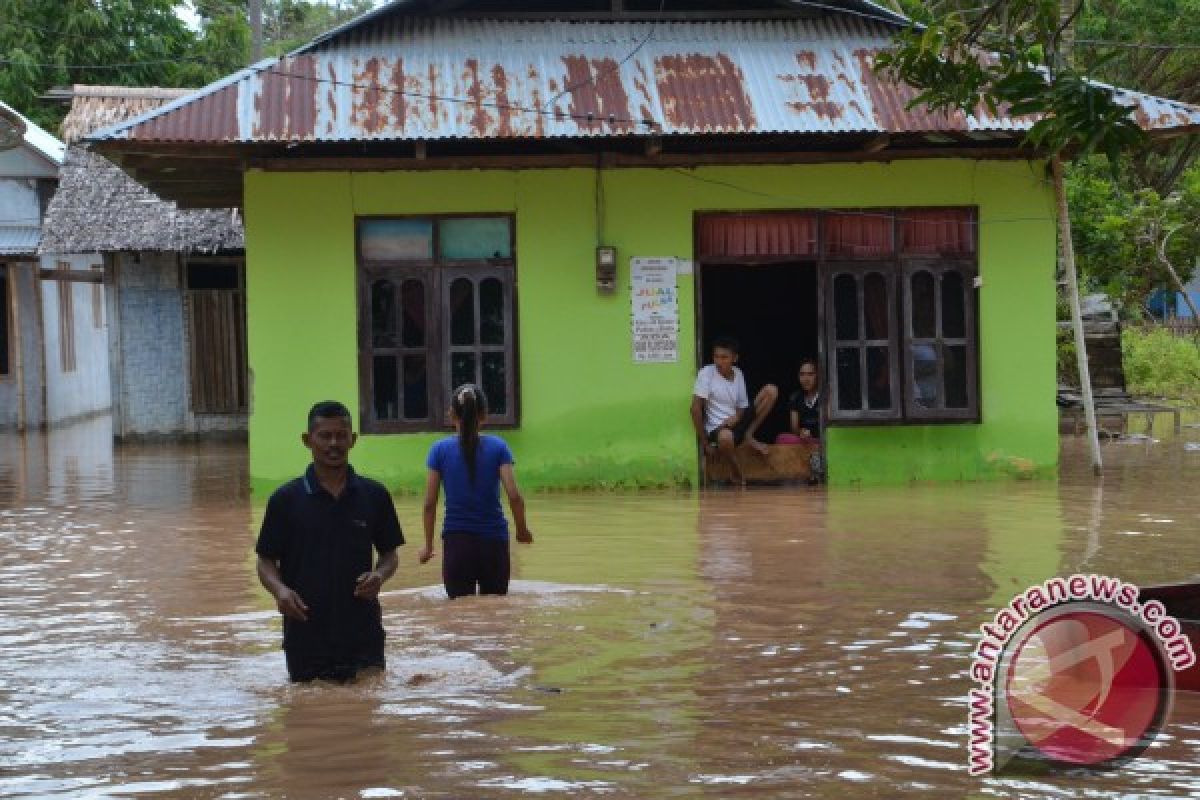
[87,0,1200,490]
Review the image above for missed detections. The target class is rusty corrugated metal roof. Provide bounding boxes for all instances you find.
[88,16,1200,144]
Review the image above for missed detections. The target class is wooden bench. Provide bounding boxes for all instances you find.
[1059,388,1181,436]
[703,441,821,484]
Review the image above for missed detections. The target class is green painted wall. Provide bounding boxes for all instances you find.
[244,159,1057,492]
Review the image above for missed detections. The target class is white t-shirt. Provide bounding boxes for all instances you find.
[693,364,749,434]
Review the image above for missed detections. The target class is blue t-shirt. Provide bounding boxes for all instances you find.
[426,435,514,538]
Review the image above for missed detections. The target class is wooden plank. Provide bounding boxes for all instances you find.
[704,442,820,484]
[39,269,103,284]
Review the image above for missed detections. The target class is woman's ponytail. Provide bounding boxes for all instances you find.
[452,384,486,483]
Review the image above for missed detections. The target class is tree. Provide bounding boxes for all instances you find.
[195,0,374,59]
[0,1,373,131]
[1068,157,1200,314]
[0,0,242,130]
[877,0,1147,162]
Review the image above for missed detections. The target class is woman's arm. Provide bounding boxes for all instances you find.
[419,469,441,563]
[499,464,533,543]
[789,409,801,435]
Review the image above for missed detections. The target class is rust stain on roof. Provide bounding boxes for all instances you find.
[390,59,407,131]
[788,71,843,120]
[326,62,339,137]
[491,64,515,138]
[655,53,756,132]
[853,48,966,131]
[562,56,635,133]
[464,59,492,135]
[253,55,317,140]
[352,57,388,134]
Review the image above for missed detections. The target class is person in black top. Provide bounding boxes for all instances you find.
[255,401,404,683]
[787,359,822,440]
[786,359,826,484]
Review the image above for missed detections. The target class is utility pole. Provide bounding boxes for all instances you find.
[250,0,264,62]
[1053,0,1102,473]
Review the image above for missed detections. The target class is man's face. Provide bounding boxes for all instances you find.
[302,415,356,469]
[713,346,737,375]
[799,365,818,393]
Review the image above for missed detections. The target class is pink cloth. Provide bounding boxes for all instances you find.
[774,433,818,445]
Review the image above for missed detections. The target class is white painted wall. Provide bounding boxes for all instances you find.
[39,253,111,424]
[0,177,42,227]
[0,146,58,179]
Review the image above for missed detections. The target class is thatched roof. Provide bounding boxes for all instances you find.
[40,85,243,254]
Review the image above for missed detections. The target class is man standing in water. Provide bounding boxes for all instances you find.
[255,401,404,682]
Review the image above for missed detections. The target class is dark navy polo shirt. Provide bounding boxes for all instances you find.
[255,464,404,656]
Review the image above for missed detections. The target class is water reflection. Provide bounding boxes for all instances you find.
[1,423,1200,797]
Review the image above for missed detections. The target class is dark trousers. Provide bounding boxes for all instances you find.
[285,645,384,683]
[443,532,510,599]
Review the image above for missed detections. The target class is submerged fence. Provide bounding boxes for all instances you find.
[1135,319,1200,337]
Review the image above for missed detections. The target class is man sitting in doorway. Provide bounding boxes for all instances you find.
[690,336,779,485]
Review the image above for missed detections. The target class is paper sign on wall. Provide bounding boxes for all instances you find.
[631,257,678,363]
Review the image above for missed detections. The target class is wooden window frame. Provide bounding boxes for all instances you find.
[0,265,10,379]
[356,213,519,434]
[91,265,104,329]
[820,262,903,422]
[901,259,980,422]
[56,261,76,374]
[820,208,981,426]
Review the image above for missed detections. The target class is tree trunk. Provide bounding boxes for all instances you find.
[1054,157,1103,474]
[249,0,264,62]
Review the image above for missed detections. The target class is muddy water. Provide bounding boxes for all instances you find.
[3,417,1200,798]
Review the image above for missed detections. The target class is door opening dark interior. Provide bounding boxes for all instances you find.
[698,262,820,444]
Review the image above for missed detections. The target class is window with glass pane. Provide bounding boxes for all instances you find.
[365,272,432,425]
[442,269,514,425]
[358,216,517,433]
[902,262,977,420]
[439,217,512,260]
[360,219,433,261]
[824,265,900,420]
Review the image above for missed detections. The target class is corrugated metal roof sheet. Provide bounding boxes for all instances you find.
[89,16,1200,144]
[0,225,42,255]
[0,99,64,164]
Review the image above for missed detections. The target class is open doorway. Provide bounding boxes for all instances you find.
[698,261,820,443]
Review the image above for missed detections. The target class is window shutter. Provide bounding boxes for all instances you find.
[821,262,902,422]
[901,260,979,421]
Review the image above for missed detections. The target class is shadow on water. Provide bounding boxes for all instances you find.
[1,417,1200,797]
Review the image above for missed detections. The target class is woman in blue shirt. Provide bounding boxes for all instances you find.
[419,384,534,598]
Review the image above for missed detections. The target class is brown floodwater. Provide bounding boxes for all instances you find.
[3,415,1200,798]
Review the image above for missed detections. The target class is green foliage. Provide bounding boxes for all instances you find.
[875,0,1147,161]
[0,0,224,130]
[195,0,374,58]
[0,1,372,132]
[1056,324,1079,384]
[1067,157,1200,310]
[1123,326,1200,402]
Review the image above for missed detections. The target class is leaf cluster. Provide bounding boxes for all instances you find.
[876,0,1147,161]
